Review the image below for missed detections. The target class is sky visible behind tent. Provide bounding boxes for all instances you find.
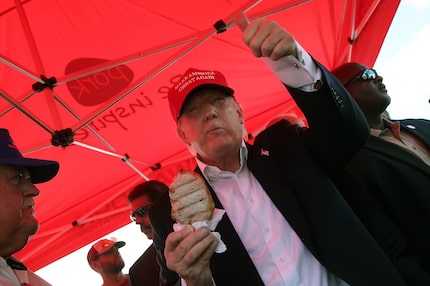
[374,0,430,120]
[36,0,430,285]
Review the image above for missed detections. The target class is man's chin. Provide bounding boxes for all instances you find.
[24,219,40,236]
[142,229,153,240]
[12,223,39,254]
[145,234,153,240]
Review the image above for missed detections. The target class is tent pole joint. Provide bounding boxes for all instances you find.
[121,153,130,162]
[150,162,161,171]
[32,75,57,92]
[214,20,227,33]
[348,36,356,44]
[51,128,75,147]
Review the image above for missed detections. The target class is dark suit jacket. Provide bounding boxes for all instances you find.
[149,63,406,286]
[333,118,430,285]
[129,244,159,286]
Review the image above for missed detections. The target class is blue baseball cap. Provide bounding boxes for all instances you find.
[0,128,59,183]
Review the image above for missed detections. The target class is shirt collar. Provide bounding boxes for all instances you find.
[370,117,401,139]
[3,257,27,270]
[197,141,248,181]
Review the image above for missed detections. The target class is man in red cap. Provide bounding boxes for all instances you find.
[0,128,59,286]
[87,238,130,286]
[148,15,406,286]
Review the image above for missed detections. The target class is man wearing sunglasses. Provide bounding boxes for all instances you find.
[127,180,168,286]
[332,62,430,285]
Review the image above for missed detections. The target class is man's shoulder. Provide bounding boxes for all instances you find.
[252,120,302,148]
[130,244,157,270]
[398,118,430,140]
[129,244,160,285]
[398,118,430,126]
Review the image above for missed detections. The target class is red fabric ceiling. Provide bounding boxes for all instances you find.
[0,0,400,270]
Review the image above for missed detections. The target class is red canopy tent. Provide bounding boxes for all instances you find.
[0,0,399,270]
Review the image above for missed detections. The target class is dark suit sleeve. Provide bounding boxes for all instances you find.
[129,273,136,286]
[285,62,370,174]
[148,191,181,286]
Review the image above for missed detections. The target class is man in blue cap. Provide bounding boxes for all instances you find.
[0,128,59,286]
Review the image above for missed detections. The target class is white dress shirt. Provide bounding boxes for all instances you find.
[0,257,52,286]
[197,144,348,286]
[0,257,20,286]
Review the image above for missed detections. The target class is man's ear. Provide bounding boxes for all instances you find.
[237,104,244,124]
[177,123,189,145]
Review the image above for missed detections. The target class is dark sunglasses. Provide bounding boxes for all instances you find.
[344,68,377,87]
[130,206,149,221]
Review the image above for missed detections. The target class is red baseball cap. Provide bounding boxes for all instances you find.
[87,238,125,264]
[168,68,234,121]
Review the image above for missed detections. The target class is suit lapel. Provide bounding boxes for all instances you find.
[194,168,265,285]
[366,136,430,176]
[400,119,430,149]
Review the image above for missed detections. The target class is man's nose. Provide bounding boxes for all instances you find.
[24,184,40,197]
[204,107,218,121]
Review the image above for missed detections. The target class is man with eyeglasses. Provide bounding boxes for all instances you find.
[332,62,430,285]
[127,180,168,286]
[0,128,59,286]
[87,238,130,286]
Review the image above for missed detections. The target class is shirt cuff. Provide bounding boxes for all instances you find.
[263,41,322,92]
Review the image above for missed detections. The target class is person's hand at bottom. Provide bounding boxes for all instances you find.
[165,225,219,286]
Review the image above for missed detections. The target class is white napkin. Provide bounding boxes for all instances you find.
[173,208,226,253]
